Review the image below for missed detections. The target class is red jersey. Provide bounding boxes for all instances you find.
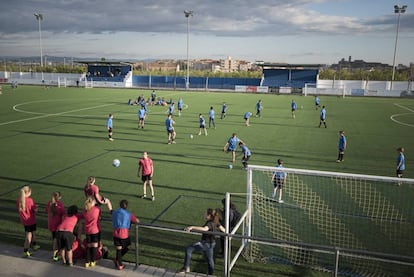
[113,213,139,239]
[82,206,101,235]
[45,200,65,232]
[139,157,153,176]
[57,214,81,232]
[16,197,36,226]
[84,184,99,199]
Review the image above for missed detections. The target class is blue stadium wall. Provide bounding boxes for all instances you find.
[132,76,261,90]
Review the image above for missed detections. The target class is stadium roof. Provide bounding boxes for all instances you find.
[75,61,133,66]
[256,62,323,70]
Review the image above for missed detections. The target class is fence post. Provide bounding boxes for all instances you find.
[333,249,339,277]
[135,224,139,270]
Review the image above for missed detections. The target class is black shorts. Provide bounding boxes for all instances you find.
[86,232,101,243]
[142,174,152,182]
[199,124,206,128]
[396,169,404,176]
[24,224,37,233]
[57,231,75,251]
[108,127,113,133]
[273,180,284,189]
[113,237,131,249]
[51,230,58,239]
[167,128,174,134]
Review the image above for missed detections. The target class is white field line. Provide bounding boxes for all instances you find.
[390,103,414,128]
[0,103,115,126]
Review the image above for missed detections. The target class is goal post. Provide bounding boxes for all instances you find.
[243,164,414,276]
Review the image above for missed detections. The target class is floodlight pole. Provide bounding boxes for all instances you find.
[391,5,407,90]
[34,13,43,67]
[184,10,193,90]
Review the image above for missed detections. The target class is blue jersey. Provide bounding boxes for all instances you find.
[241,145,251,157]
[315,97,320,105]
[138,108,146,119]
[273,165,287,180]
[338,135,346,150]
[227,136,239,151]
[165,118,174,131]
[256,101,262,111]
[291,101,297,110]
[222,104,227,113]
[244,112,251,119]
[397,153,405,171]
[169,104,175,115]
[178,99,183,109]
[112,208,131,229]
[199,116,206,127]
[320,108,326,120]
[107,117,113,128]
[209,109,215,119]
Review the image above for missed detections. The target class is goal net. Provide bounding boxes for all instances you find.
[244,165,414,276]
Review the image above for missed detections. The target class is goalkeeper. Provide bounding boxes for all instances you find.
[271,159,287,203]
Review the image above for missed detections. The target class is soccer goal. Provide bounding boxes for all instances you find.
[241,165,414,276]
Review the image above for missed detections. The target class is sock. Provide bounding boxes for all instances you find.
[91,247,97,262]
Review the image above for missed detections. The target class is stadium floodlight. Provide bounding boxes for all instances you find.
[184,10,193,90]
[34,13,44,68]
[391,5,407,90]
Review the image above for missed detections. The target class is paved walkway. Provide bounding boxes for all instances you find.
[0,243,209,277]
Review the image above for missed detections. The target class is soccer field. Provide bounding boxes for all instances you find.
[0,85,413,276]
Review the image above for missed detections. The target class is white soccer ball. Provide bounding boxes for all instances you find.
[228,164,233,169]
[189,134,193,139]
[112,159,120,167]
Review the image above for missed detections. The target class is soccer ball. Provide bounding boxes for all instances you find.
[112,159,120,167]
[228,164,233,169]
[189,134,193,139]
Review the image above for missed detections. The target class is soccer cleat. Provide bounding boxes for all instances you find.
[90,261,96,267]
[178,267,190,273]
[277,199,284,203]
[67,262,74,267]
[22,251,32,258]
[85,262,90,268]
[336,160,341,163]
[141,194,146,199]
[151,196,155,201]
[52,255,59,262]
[117,263,125,270]
[109,138,114,141]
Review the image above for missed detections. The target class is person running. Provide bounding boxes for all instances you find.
[107,113,114,141]
[396,147,405,178]
[177,97,183,117]
[138,151,155,201]
[244,111,253,127]
[45,191,65,261]
[56,205,81,266]
[208,106,216,128]
[239,141,252,170]
[256,99,263,117]
[221,102,227,119]
[315,96,320,110]
[84,176,113,212]
[138,106,147,129]
[224,133,243,163]
[17,186,40,258]
[319,106,327,128]
[272,159,287,203]
[82,197,101,268]
[291,100,297,119]
[337,130,347,162]
[168,102,175,115]
[198,114,208,136]
[179,208,225,275]
[165,113,176,144]
[112,199,139,270]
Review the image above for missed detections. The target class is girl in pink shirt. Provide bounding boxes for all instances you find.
[84,176,112,212]
[56,205,81,266]
[45,191,65,261]
[82,197,102,267]
[16,186,39,257]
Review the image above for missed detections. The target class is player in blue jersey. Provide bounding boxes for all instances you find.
[255,99,263,117]
[315,96,320,110]
[177,98,183,117]
[291,100,297,119]
[238,141,251,170]
[271,159,287,203]
[208,106,216,129]
[223,133,243,163]
[107,114,114,141]
[319,106,327,128]
[168,102,175,115]
[221,102,227,119]
[138,106,147,129]
[336,130,347,162]
[244,112,252,127]
[198,114,208,136]
[396,147,405,178]
[165,113,176,144]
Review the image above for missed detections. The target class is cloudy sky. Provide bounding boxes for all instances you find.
[0,0,413,65]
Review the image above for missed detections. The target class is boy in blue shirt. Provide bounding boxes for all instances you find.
[138,107,147,129]
[244,112,252,127]
[224,133,243,163]
[221,103,227,119]
[198,114,208,136]
[208,106,216,129]
[239,142,251,170]
[107,114,114,141]
[165,114,176,144]
[272,159,287,203]
[256,100,262,118]
[396,147,405,178]
[291,100,297,119]
[337,130,347,162]
[319,106,327,128]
